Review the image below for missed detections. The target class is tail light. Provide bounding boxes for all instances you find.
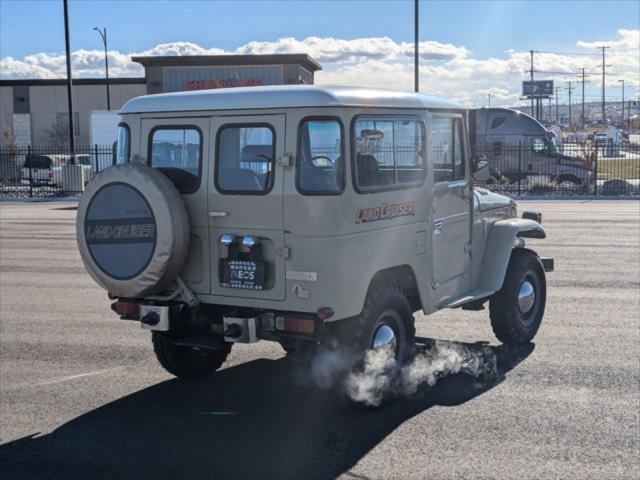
[276,316,316,334]
[111,300,140,320]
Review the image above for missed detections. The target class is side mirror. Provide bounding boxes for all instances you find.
[472,155,490,182]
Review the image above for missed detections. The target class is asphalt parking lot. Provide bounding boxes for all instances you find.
[1,200,639,479]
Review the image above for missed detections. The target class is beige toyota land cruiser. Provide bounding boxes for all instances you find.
[76,85,553,384]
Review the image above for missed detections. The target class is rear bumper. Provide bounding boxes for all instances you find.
[541,257,554,272]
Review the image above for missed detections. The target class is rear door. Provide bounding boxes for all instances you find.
[141,117,210,294]
[208,115,286,300]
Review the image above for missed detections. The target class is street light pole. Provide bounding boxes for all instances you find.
[414,0,419,93]
[93,27,111,110]
[63,0,75,153]
[617,79,624,128]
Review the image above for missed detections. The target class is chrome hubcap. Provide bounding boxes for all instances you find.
[518,280,536,314]
[372,324,396,351]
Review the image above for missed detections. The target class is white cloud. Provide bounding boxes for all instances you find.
[1,31,637,107]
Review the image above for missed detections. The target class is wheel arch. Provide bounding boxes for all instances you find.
[363,265,422,313]
[477,218,545,294]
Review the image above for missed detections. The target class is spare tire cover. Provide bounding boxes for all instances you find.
[76,163,190,298]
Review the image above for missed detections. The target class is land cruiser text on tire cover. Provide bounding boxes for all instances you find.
[76,164,190,298]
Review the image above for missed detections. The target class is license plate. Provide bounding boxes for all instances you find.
[220,259,265,290]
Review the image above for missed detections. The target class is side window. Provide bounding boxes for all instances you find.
[354,117,425,191]
[531,137,546,153]
[431,117,466,182]
[115,123,130,164]
[150,127,201,193]
[297,119,343,194]
[216,125,274,194]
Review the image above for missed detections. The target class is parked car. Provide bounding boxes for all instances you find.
[51,154,96,186]
[75,86,553,402]
[20,154,60,186]
[593,131,608,145]
[22,153,95,187]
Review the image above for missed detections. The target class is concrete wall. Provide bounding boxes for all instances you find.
[0,83,146,147]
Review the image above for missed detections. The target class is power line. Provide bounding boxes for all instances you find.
[534,49,639,58]
[534,50,600,56]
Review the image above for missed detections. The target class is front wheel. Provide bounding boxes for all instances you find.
[490,249,546,345]
[152,332,232,379]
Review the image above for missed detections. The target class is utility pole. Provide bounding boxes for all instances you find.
[598,46,610,123]
[577,68,589,125]
[530,50,535,118]
[567,81,573,126]
[93,27,111,110]
[414,0,419,93]
[555,86,560,122]
[617,79,624,126]
[63,0,75,153]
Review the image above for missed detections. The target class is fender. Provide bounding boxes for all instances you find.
[477,218,546,293]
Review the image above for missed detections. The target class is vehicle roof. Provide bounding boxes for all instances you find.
[477,107,549,134]
[120,85,462,114]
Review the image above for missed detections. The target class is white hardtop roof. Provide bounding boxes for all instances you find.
[120,85,461,114]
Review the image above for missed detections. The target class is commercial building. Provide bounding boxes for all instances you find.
[0,54,321,147]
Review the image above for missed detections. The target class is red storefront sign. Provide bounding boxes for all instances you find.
[184,79,264,90]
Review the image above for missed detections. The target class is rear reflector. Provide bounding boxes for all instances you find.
[277,317,315,334]
[111,300,140,319]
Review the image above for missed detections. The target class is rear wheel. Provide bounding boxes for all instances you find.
[152,332,232,379]
[490,249,546,345]
[342,284,415,406]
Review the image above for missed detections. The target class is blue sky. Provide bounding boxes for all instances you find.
[1,0,637,58]
[1,0,638,106]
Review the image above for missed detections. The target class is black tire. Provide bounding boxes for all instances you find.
[152,332,232,379]
[490,249,546,345]
[347,283,415,364]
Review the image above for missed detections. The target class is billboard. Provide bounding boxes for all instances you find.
[522,80,554,98]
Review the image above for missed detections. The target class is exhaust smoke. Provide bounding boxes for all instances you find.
[307,340,498,407]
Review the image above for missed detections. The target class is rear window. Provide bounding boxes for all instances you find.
[215,124,275,194]
[297,119,343,194]
[149,127,202,194]
[24,155,52,169]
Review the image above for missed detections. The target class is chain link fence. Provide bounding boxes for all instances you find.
[1,141,638,198]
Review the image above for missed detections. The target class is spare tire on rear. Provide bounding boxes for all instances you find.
[76,163,190,298]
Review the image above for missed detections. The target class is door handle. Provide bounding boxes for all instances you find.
[208,211,228,218]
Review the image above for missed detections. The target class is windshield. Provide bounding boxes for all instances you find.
[24,155,52,169]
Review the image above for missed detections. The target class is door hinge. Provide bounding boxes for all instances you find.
[278,247,291,259]
[278,155,292,168]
